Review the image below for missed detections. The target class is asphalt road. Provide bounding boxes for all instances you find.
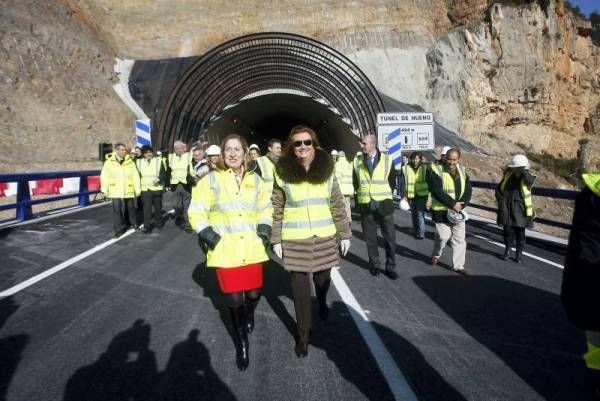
[0,200,595,401]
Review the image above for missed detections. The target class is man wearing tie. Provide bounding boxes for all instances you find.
[353,135,398,279]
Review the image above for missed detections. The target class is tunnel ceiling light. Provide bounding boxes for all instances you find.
[223,103,240,111]
[240,88,311,101]
[341,117,352,125]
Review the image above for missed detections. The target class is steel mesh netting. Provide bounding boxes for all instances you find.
[157,32,384,149]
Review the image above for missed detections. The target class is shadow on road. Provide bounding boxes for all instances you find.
[0,297,29,401]
[413,275,595,401]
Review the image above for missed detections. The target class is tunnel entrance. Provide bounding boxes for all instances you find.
[157,32,384,153]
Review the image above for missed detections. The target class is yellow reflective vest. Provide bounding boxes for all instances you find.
[353,152,394,204]
[256,155,277,197]
[275,174,337,241]
[431,164,466,211]
[136,157,164,191]
[582,173,600,197]
[402,164,429,199]
[499,171,536,217]
[188,168,272,268]
[168,152,194,185]
[335,157,354,196]
[100,154,141,199]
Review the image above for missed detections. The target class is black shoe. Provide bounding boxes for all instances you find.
[385,269,398,280]
[141,228,151,234]
[113,232,121,239]
[229,307,249,371]
[513,255,523,264]
[369,266,380,276]
[184,226,194,234]
[417,234,425,240]
[501,249,510,260]
[295,339,308,358]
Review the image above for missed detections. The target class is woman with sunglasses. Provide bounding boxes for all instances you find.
[188,134,272,371]
[271,125,351,357]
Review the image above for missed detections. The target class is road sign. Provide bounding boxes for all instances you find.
[377,112,435,168]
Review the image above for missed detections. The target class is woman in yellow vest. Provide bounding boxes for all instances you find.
[188,134,272,371]
[271,125,351,358]
[401,151,429,239]
[495,154,535,263]
[100,143,141,238]
[136,145,166,233]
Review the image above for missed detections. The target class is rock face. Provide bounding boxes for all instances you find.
[1,0,599,168]
[0,0,133,171]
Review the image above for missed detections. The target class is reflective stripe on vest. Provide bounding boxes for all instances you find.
[169,152,192,184]
[354,153,393,204]
[137,158,163,191]
[402,164,429,199]
[335,158,354,196]
[499,171,535,217]
[431,165,466,211]
[277,175,336,240]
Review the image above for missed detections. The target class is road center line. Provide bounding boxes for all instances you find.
[471,234,564,269]
[330,268,418,401]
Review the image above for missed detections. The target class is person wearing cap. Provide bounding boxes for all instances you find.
[206,145,222,171]
[334,150,353,225]
[136,145,167,233]
[101,143,142,237]
[561,172,600,397]
[167,141,195,232]
[401,151,429,239]
[256,138,282,198]
[249,144,261,161]
[427,148,472,273]
[495,154,536,263]
[353,134,398,279]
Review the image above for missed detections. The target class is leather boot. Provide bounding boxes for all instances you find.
[245,297,259,334]
[228,306,249,370]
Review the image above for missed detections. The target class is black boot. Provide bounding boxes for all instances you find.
[229,306,249,371]
[501,248,510,261]
[245,297,259,334]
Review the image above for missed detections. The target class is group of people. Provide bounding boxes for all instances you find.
[99,128,555,374]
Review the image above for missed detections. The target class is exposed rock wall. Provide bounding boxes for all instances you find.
[0,0,133,171]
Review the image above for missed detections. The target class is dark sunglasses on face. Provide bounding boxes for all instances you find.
[293,139,313,147]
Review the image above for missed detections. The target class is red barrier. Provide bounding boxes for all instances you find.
[32,179,63,195]
[87,176,100,191]
[0,182,6,197]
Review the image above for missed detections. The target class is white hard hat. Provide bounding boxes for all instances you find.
[338,150,345,156]
[249,144,260,151]
[331,150,338,156]
[399,198,410,211]
[156,151,162,156]
[206,145,221,156]
[447,210,469,224]
[441,146,452,155]
[507,154,529,168]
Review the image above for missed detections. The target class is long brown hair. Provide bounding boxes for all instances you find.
[216,134,250,171]
[281,125,321,160]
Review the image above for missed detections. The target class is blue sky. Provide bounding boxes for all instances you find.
[567,0,598,16]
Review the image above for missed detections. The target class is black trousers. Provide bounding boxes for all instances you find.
[112,198,137,234]
[503,226,526,255]
[290,269,331,342]
[171,183,191,225]
[141,190,163,229]
[360,210,397,269]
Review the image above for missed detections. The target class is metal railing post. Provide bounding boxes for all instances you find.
[78,175,89,207]
[16,180,32,221]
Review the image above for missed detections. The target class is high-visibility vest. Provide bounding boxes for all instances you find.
[499,171,536,217]
[136,157,163,191]
[335,157,354,196]
[430,164,466,211]
[274,174,337,241]
[100,154,141,199]
[256,155,276,196]
[585,332,600,370]
[353,152,394,204]
[168,152,193,184]
[582,173,600,197]
[188,168,272,268]
[402,164,429,199]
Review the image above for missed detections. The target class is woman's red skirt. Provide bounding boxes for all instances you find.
[215,263,263,293]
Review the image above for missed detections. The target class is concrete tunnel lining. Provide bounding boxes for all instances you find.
[155,32,385,153]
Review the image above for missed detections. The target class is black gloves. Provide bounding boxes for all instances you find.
[256,224,272,250]
[198,227,221,250]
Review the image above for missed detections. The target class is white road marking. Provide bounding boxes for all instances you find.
[331,268,418,401]
[471,234,564,269]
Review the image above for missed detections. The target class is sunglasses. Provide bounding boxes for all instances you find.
[293,139,313,147]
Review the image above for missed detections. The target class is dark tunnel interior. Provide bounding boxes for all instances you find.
[206,93,361,156]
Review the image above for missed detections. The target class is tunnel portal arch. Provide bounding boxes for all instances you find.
[157,32,385,150]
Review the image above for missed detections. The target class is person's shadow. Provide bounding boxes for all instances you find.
[156,329,235,401]
[63,319,159,401]
[0,297,29,401]
[413,275,596,401]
